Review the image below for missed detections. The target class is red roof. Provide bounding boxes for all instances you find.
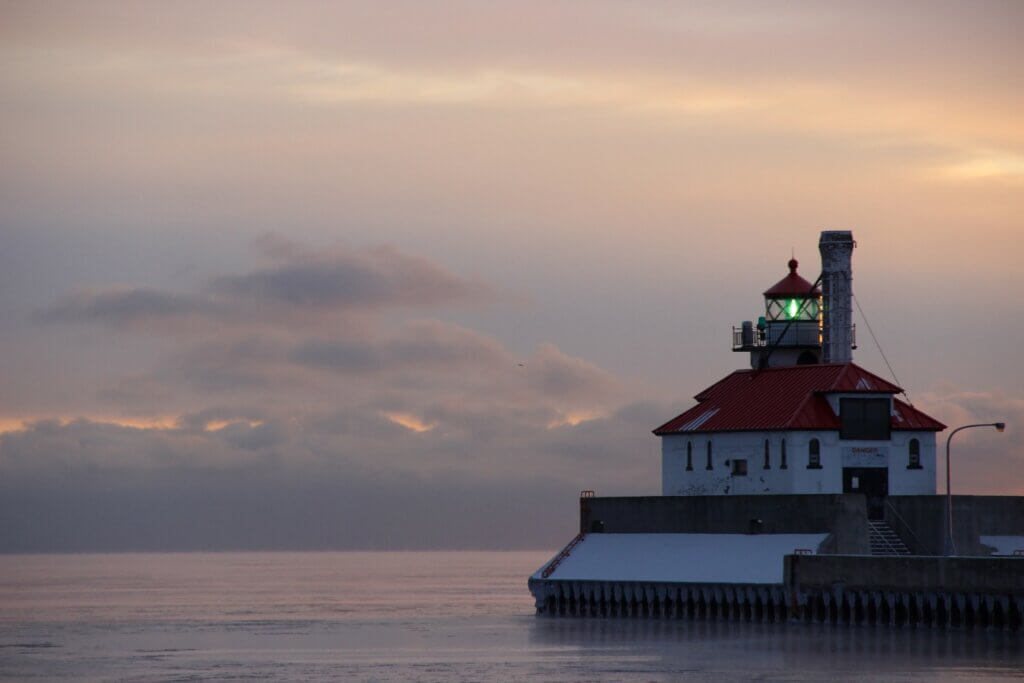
[653,362,946,435]
[763,258,821,297]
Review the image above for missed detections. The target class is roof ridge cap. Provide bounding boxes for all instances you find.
[892,396,948,431]
[846,361,904,393]
[826,363,850,391]
[693,369,748,400]
[785,389,822,428]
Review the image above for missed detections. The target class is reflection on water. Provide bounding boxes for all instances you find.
[529,617,1023,680]
[0,552,1021,681]
[0,551,548,623]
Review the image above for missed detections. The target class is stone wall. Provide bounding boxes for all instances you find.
[581,494,869,554]
[581,494,1024,557]
[886,495,1024,556]
[785,554,1024,593]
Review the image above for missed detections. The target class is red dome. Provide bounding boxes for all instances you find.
[763,258,820,297]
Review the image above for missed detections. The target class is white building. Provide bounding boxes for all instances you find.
[654,232,945,514]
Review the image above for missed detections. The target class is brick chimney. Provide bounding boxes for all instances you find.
[818,230,855,363]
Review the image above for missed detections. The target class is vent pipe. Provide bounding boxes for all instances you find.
[818,230,854,363]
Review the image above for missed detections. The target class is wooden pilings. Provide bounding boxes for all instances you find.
[528,579,1024,630]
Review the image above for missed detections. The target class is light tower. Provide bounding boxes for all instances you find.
[733,258,822,368]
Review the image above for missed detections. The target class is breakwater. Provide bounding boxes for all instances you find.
[529,555,1024,630]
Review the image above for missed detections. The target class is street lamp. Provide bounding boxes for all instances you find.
[944,422,1006,555]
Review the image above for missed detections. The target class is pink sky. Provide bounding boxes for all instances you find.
[1,1,1021,550]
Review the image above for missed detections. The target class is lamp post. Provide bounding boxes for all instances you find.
[944,422,1006,555]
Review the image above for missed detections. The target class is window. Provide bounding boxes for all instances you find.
[808,438,821,469]
[686,441,693,471]
[908,438,921,469]
[763,439,771,469]
[766,297,819,321]
[731,459,748,476]
[839,398,891,440]
[781,438,787,469]
[706,441,713,470]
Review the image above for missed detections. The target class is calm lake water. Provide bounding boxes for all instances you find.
[0,551,1021,681]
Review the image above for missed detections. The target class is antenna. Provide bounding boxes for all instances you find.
[852,291,913,406]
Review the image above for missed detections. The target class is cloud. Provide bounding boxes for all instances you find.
[37,242,491,329]
[209,245,488,310]
[11,231,647,551]
[0,463,580,552]
[290,320,507,375]
[937,152,1024,182]
[0,399,666,551]
[176,407,270,433]
[0,418,273,475]
[528,342,618,401]
[38,287,215,326]
[216,419,287,451]
[382,412,438,433]
[164,337,293,394]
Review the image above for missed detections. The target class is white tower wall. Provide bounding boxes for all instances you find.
[660,429,937,496]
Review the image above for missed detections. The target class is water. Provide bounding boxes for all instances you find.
[0,552,1021,681]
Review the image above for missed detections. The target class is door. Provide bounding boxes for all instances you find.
[843,467,888,519]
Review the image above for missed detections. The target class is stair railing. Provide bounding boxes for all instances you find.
[868,522,892,555]
[884,501,934,556]
[541,533,585,578]
[868,520,909,556]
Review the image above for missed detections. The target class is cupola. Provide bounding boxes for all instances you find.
[762,258,821,324]
[733,258,823,368]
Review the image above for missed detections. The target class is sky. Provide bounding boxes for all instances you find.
[1,1,1022,551]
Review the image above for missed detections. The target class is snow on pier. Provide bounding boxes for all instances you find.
[531,533,828,584]
[529,534,1024,629]
[980,536,1024,556]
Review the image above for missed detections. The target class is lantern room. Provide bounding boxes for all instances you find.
[733,258,828,368]
[763,258,820,324]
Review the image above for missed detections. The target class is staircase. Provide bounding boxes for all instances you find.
[868,520,911,555]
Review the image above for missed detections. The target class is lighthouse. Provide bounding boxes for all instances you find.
[531,230,1022,628]
[656,231,944,502]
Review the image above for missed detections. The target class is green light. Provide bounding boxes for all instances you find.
[787,299,799,318]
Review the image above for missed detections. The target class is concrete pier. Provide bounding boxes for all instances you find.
[785,554,1024,629]
[530,555,1024,629]
[531,494,1024,629]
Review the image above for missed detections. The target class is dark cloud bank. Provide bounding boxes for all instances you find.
[0,402,664,552]
[5,390,1015,553]
[6,240,661,552]
[0,467,578,553]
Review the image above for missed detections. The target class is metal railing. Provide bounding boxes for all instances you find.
[867,520,909,555]
[884,501,933,556]
[541,533,585,578]
[731,324,856,351]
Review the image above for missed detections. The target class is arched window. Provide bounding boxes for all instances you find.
[781,439,787,469]
[763,439,771,469]
[908,438,921,469]
[706,441,713,470]
[686,441,693,471]
[808,438,821,469]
